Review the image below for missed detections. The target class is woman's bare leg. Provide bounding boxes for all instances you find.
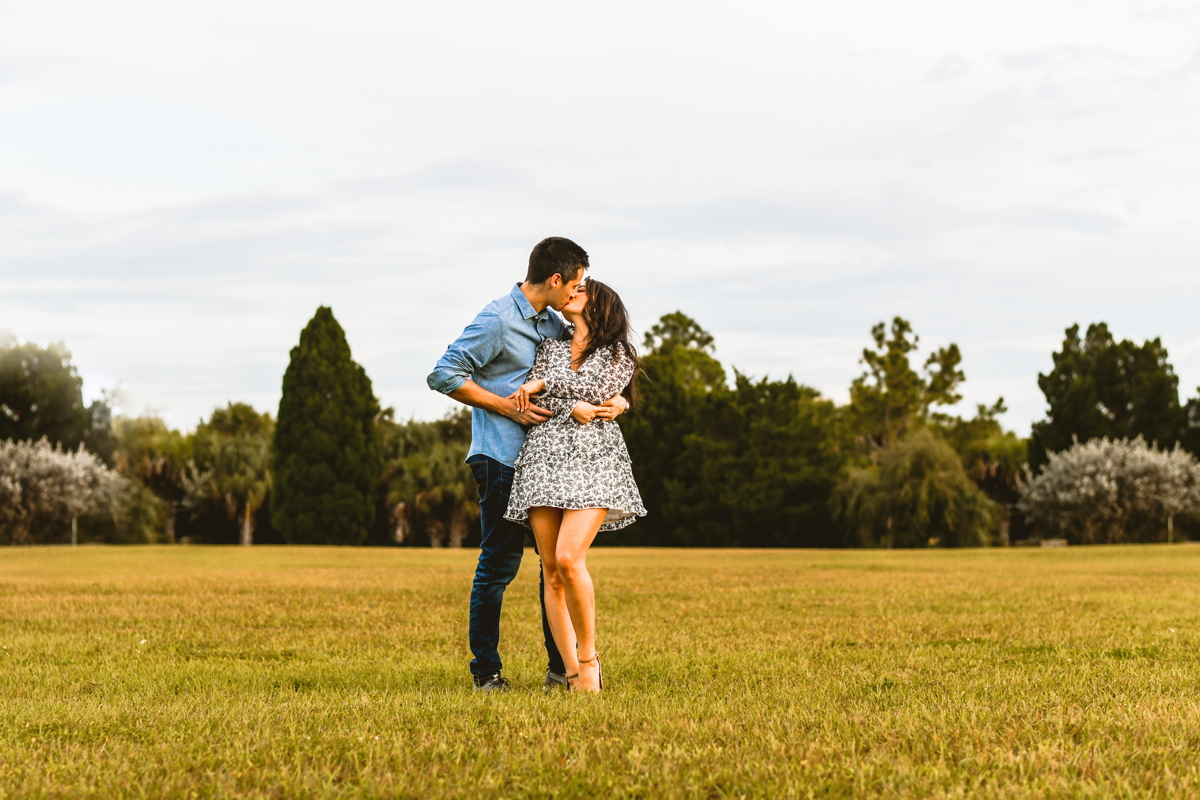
[555,508,609,692]
[528,507,578,679]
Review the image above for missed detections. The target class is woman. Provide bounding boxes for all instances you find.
[504,279,646,693]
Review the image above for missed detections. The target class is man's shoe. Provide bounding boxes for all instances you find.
[543,670,569,691]
[473,673,511,693]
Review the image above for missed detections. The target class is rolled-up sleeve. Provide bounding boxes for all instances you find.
[427,312,503,394]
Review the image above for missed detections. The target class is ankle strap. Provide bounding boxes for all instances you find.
[578,654,598,664]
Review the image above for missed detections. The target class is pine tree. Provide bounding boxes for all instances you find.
[272,307,382,544]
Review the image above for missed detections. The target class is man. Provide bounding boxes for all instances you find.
[427,237,628,691]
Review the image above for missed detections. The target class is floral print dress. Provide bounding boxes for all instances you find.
[504,339,647,532]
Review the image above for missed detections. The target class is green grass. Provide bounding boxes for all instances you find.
[2,545,1199,799]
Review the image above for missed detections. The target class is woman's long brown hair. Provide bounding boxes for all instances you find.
[576,279,640,408]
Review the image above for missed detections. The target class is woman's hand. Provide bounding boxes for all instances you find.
[570,401,600,425]
[592,395,628,422]
[514,378,546,412]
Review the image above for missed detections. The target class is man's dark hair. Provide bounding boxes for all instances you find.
[526,237,589,285]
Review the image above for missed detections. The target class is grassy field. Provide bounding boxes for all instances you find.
[2,545,1199,799]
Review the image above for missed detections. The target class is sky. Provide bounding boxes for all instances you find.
[2,0,1199,434]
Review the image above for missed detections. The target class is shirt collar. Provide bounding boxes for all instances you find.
[510,282,546,320]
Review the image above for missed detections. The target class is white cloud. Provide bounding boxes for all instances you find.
[927,54,971,82]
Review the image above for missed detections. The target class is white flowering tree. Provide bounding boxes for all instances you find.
[1017,436,1200,544]
[0,438,126,545]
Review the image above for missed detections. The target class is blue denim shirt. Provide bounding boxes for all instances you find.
[427,284,569,466]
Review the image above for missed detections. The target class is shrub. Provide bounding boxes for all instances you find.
[1017,436,1200,544]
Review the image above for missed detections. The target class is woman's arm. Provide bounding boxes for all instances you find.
[544,345,635,405]
[528,339,551,382]
[514,340,573,415]
[513,346,547,413]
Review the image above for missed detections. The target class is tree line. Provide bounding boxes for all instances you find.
[0,309,472,546]
[617,315,1200,547]
[3,311,1199,547]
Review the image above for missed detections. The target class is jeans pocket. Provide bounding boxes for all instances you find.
[468,456,489,499]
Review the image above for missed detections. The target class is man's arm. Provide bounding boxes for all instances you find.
[427,311,555,426]
[451,379,551,426]
[427,311,501,395]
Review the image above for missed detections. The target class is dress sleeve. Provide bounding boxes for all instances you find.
[527,341,574,415]
[527,339,552,382]
[544,345,635,405]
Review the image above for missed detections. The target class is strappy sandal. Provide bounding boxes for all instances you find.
[577,654,603,691]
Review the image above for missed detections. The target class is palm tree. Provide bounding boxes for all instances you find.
[183,404,274,546]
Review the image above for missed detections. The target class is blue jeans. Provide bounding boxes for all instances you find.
[467,455,565,680]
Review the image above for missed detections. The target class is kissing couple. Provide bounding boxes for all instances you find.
[427,236,646,693]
